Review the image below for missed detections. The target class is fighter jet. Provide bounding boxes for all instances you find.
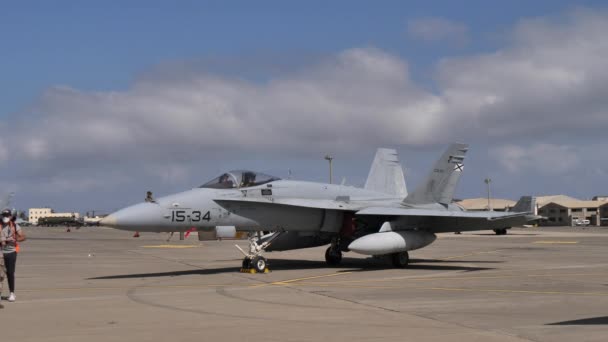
[102,144,539,272]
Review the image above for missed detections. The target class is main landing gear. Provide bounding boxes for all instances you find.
[236,232,283,273]
[494,228,508,235]
[390,251,409,268]
[325,238,343,266]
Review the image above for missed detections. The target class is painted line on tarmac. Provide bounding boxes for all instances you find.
[424,287,608,297]
[534,241,579,244]
[288,273,606,286]
[285,283,608,296]
[250,271,354,288]
[17,283,247,293]
[141,245,199,249]
[441,249,505,260]
[291,272,608,286]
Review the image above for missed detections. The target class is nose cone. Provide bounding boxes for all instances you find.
[99,214,117,227]
[101,202,167,231]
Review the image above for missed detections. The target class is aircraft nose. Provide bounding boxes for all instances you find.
[101,202,165,231]
[99,214,117,227]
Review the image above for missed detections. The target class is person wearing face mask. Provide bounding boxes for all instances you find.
[1,209,25,302]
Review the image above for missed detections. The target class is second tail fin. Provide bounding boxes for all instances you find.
[403,143,468,206]
[364,148,407,197]
[510,196,536,214]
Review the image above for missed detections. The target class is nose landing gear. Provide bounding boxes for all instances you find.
[236,232,283,273]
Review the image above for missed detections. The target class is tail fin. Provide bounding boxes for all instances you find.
[364,148,407,197]
[403,143,468,205]
[510,196,536,213]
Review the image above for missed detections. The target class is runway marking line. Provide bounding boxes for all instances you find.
[425,287,608,297]
[284,283,608,296]
[290,272,608,286]
[141,245,198,249]
[250,271,354,288]
[534,241,579,244]
[18,283,245,293]
[441,249,505,260]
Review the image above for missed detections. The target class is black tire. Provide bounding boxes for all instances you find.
[325,247,343,266]
[242,257,251,269]
[391,251,409,268]
[494,228,508,235]
[251,256,267,273]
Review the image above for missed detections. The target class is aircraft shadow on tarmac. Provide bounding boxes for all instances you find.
[88,258,495,280]
[548,316,608,325]
[469,233,540,236]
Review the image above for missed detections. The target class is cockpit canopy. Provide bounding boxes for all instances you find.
[200,170,281,189]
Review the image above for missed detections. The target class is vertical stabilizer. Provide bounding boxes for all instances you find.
[510,196,536,213]
[364,148,407,197]
[403,143,468,205]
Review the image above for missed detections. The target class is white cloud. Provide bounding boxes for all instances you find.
[4,9,608,204]
[491,143,579,174]
[407,17,469,45]
[436,9,608,138]
[10,48,444,169]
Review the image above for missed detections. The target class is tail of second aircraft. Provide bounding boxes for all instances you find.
[403,143,469,206]
[364,148,407,197]
[510,196,536,214]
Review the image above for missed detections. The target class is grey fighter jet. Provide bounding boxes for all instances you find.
[102,144,539,272]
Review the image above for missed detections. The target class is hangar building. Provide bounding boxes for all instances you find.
[458,195,608,227]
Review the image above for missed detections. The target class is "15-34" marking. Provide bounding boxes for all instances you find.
[171,210,211,222]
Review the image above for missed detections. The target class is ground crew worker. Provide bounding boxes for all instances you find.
[134,191,156,238]
[0,250,5,309]
[1,208,26,302]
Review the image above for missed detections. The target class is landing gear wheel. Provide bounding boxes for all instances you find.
[391,251,409,268]
[251,256,268,273]
[325,247,343,266]
[494,228,508,235]
[242,257,252,269]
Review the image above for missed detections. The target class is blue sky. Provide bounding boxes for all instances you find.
[2,0,600,116]
[1,1,607,212]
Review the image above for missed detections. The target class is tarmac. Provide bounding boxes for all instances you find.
[1,226,608,342]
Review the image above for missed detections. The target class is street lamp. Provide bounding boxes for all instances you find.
[484,178,492,211]
[324,154,333,184]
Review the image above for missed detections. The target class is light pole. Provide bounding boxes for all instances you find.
[484,177,492,211]
[324,154,333,184]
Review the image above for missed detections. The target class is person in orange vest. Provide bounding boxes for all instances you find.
[1,209,26,302]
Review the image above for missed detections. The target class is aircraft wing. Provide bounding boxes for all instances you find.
[356,207,532,220]
[213,197,366,211]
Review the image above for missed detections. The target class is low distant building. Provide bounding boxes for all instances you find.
[28,208,52,224]
[538,199,608,226]
[458,195,608,227]
[28,208,80,225]
[456,198,516,211]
